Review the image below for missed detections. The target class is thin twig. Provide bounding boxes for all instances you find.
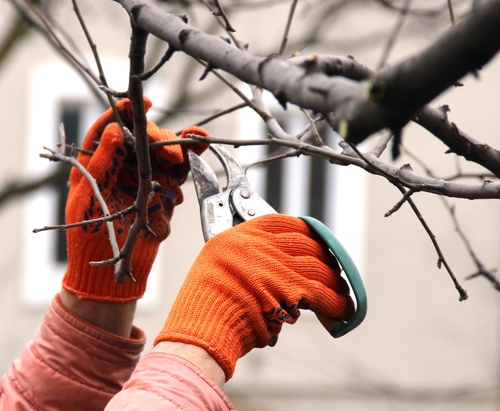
[72,0,123,125]
[402,144,499,290]
[371,132,393,158]
[465,270,500,291]
[198,0,238,44]
[278,0,299,55]
[300,108,324,146]
[401,185,468,301]
[99,85,128,99]
[347,142,468,301]
[193,101,248,129]
[250,86,301,141]
[193,58,302,141]
[245,147,302,171]
[194,58,261,113]
[447,0,455,25]
[139,45,177,81]
[59,123,67,155]
[39,149,121,264]
[384,188,416,217]
[377,0,412,69]
[33,204,137,233]
[150,134,500,199]
[12,0,107,106]
[23,0,100,84]
[212,0,236,32]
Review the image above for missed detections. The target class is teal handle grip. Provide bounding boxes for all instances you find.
[300,216,367,338]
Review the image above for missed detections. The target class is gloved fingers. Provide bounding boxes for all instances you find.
[251,246,353,323]
[298,282,355,322]
[147,124,210,168]
[79,97,152,152]
[290,253,349,292]
[261,264,354,326]
[180,126,210,156]
[147,121,184,165]
[207,213,356,320]
[227,214,335,263]
[82,123,128,198]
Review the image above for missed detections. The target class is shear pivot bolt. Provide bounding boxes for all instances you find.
[240,188,251,199]
[248,209,255,216]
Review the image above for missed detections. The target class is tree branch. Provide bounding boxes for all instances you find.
[9,0,107,107]
[116,0,500,178]
[289,55,500,177]
[180,134,500,200]
[113,25,152,284]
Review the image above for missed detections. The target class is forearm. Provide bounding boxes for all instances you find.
[105,350,233,411]
[60,289,137,338]
[1,295,145,411]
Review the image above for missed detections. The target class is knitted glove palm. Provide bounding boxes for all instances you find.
[63,97,208,302]
[155,214,355,380]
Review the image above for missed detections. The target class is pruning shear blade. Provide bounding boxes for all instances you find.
[188,145,276,241]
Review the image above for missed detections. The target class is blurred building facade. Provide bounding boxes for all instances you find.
[0,1,499,410]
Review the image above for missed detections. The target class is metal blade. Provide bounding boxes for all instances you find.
[188,150,220,206]
[209,144,249,189]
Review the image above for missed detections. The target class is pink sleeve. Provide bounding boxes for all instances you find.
[0,295,145,411]
[104,352,234,411]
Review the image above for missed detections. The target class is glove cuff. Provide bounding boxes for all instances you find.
[62,235,159,303]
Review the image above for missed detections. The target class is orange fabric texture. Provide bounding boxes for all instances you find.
[154,214,355,381]
[63,97,209,302]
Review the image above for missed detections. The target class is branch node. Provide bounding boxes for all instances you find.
[275,91,288,109]
[99,85,128,98]
[199,63,215,81]
[144,224,157,238]
[122,126,136,148]
[178,29,190,45]
[130,4,145,24]
[391,128,403,160]
[385,188,415,217]
[309,86,329,98]
[176,14,188,23]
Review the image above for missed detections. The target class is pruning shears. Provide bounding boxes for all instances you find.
[188,144,367,338]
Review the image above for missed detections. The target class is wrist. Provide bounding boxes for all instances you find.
[59,289,137,338]
[152,341,225,388]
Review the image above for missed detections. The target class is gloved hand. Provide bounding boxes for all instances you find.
[63,97,209,302]
[154,214,355,381]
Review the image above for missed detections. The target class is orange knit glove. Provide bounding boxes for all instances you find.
[154,214,355,380]
[62,97,208,302]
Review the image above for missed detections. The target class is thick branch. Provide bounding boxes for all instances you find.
[116,0,500,177]
[290,55,500,177]
[338,0,500,143]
